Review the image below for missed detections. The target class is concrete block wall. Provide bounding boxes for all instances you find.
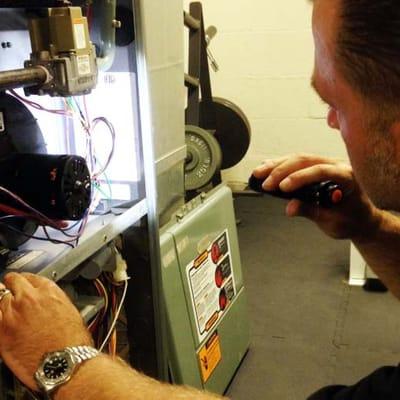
[183,0,348,184]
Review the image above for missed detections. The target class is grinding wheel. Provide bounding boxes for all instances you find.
[185,125,222,191]
[199,97,251,170]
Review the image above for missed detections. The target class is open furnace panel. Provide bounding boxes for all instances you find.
[0,2,153,398]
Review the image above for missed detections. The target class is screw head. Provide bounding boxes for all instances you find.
[112,19,122,28]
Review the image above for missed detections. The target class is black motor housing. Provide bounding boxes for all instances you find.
[0,92,91,249]
[0,153,91,220]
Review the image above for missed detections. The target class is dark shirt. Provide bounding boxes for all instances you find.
[308,366,400,400]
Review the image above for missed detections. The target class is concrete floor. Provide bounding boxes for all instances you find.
[226,195,400,400]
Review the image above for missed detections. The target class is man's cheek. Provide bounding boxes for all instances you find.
[339,126,351,146]
[338,126,360,166]
[338,116,356,146]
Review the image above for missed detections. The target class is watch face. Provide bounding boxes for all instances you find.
[43,356,70,380]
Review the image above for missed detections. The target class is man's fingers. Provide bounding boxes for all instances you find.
[279,163,353,193]
[286,199,320,220]
[20,273,56,289]
[253,156,289,178]
[3,273,34,301]
[254,155,339,191]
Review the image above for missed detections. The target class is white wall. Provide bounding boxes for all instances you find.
[183,0,348,184]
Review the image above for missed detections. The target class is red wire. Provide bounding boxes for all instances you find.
[0,203,31,218]
[0,202,69,231]
[9,90,71,116]
[90,280,108,339]
[109,287,118,355]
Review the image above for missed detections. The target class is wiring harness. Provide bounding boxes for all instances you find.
[1,90,117,248]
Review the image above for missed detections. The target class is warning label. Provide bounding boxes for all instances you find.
[187,230,236,342]
[198,331,222,383]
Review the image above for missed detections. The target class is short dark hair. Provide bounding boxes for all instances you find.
[336,0,400,111]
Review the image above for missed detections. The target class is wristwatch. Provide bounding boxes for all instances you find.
[34,345,99,399]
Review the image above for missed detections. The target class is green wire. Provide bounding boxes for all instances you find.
[94,183,112,200]
[66,97,114,201]
[94,158,113,199]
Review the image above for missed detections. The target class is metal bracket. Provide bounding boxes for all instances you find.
[184,2,217,129]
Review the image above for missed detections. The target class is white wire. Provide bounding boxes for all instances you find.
[99,279,128,352]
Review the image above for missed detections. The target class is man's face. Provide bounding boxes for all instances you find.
[312,0,400,210]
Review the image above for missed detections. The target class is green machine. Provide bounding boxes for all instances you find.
[160,185,250,394]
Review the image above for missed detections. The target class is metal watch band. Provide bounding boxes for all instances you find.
[65,345,99,364]
[40,346,99,400]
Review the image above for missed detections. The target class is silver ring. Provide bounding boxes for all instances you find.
[0,288,11,302]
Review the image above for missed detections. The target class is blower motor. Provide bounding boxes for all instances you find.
[0,92,91,249]
[0,153,92,221]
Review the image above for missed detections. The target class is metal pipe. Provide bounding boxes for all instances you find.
[0,67,47,91]
[184,11,200,31]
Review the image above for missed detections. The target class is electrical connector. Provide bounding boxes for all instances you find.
[112,250,130,282]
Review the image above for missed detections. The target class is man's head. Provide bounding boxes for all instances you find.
[311,0,400,209]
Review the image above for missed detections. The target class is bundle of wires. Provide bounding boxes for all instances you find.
[9,89,72,117]
[8,88,116,186]
[89,272,128,357]
[2,90,117,248]
[0,185,88,248]
[63,96,116,206]
[63,97,115,177]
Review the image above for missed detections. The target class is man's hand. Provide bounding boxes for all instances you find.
[0,272,93,391]
[253,153,382,240]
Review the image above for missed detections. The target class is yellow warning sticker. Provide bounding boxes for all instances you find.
[193,250,208,269]
[198,331,222,383]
